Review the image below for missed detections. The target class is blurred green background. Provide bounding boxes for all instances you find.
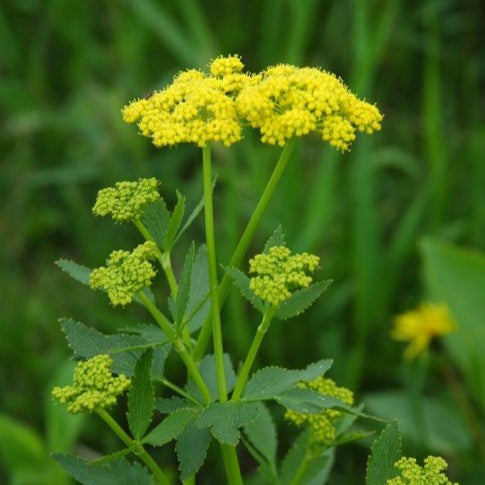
[1,0,484,483]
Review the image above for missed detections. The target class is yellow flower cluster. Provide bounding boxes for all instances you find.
[387,456,458,485]
[249,246,320,305]
[285,377,354,444]
[52,355,130,414]
[122,55,382,150]
[90,242,158,306]
[391,303,456,360]
[92,178,160,223]
[236,64,382,149]
[122,55,248,148]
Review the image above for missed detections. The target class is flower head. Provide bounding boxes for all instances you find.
[90,241,158,306]
[391,303,456,360]
[387,456,458,485]
[122,55,249,148]
[52,354,130,414]
[249,246,320,306]
[236,64,382,149]
[92,178,160,223]
[285,377,354,444]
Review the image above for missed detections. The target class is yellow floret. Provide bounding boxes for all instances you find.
[248,246,320,306]
[52,355,131,414]
[387,455,458,485]
[89,241,158,306]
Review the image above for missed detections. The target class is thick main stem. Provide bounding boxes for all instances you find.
[232,309,274,401]
[194,139,296,360]
[202,144,227,402]
[97,409,169,485]
[137,291,212,404]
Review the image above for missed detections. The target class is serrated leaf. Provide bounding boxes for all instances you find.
[274,387,348,414]
[155,397,196,414]
[196,402,260,446]
[164,191,185,250]
[335,403,364,437]
[174,243,194,327]
[142,199,170,251]
[300,447,335,485]
[61,319,169,378]
[186,245,211,333]
[243,360,333,401]
[280,428,311,485]
[264,225,286,253]
[175,423,212,480]
[366,422,401,485]
[53,454,153,485]
[224,266,265,313]
[276,280,332,320]
[56,259,91,286]
[186,353,236,401]
[128,351,154,439]
[243,402,277,467]
[143,408,199,447]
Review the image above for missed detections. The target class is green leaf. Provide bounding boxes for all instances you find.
[0,413,47,472]
[55,259,91,286]
[274,387,348,414]
[164,191,185,250]
[300,448,335,485]
[155,397,196,414]
[243,402,277,467]
[186,245,211,333]
[243,360,333,401]
[61,319,170,378]
[174,243,194,327]
[264,225,286,252]
[335,430,375,446]
[366,422,401,485]
[275,280,332,320]
[53,454,152,485]
[421,239,485,409]
[196,402,260,446]
[186,353,237,401]
[142,198,170,251]
[364,390,471,453]
[128,350,154,439]
[143,408,199,446]
[224,266,265,313]
[175,423,212,480]
[279,428,311,485]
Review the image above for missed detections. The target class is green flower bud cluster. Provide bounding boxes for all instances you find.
[249,246,319,305]
[52,354,131,414]
[90,241,158,306]
[387,456,458,485]
[285,377,354,444]
[92,177,160,222]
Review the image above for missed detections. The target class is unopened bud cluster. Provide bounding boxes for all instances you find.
[249,246,319,305]
[90,241,158,306]
[387,456,458,485]
[285,377,354,444]
[52,354,130,414]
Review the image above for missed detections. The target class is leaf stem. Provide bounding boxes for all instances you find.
[220,444,244,485]
[96,408,169,485]
[231,308,275,401]
[137,291,212,404]
[201,144,227,402]
[194,138,296,360]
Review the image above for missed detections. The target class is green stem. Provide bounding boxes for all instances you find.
[137,291,212,404]
[232,308,275,401]
[96,409,169,485]
[194,138,296,360]
[290,452,310,485]
[202,144,227,402]
[133,219,179,297]
[220,444,243,485]
[161,378,202,406]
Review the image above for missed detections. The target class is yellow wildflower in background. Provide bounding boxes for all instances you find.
[249,246,320,305]
[52,355,130,414]
[90,241,158,306]
[285,377,354,444]
[122,55,248,148]
[387,456,458,485]
[391,303,456,360]
[236,64,382,149]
